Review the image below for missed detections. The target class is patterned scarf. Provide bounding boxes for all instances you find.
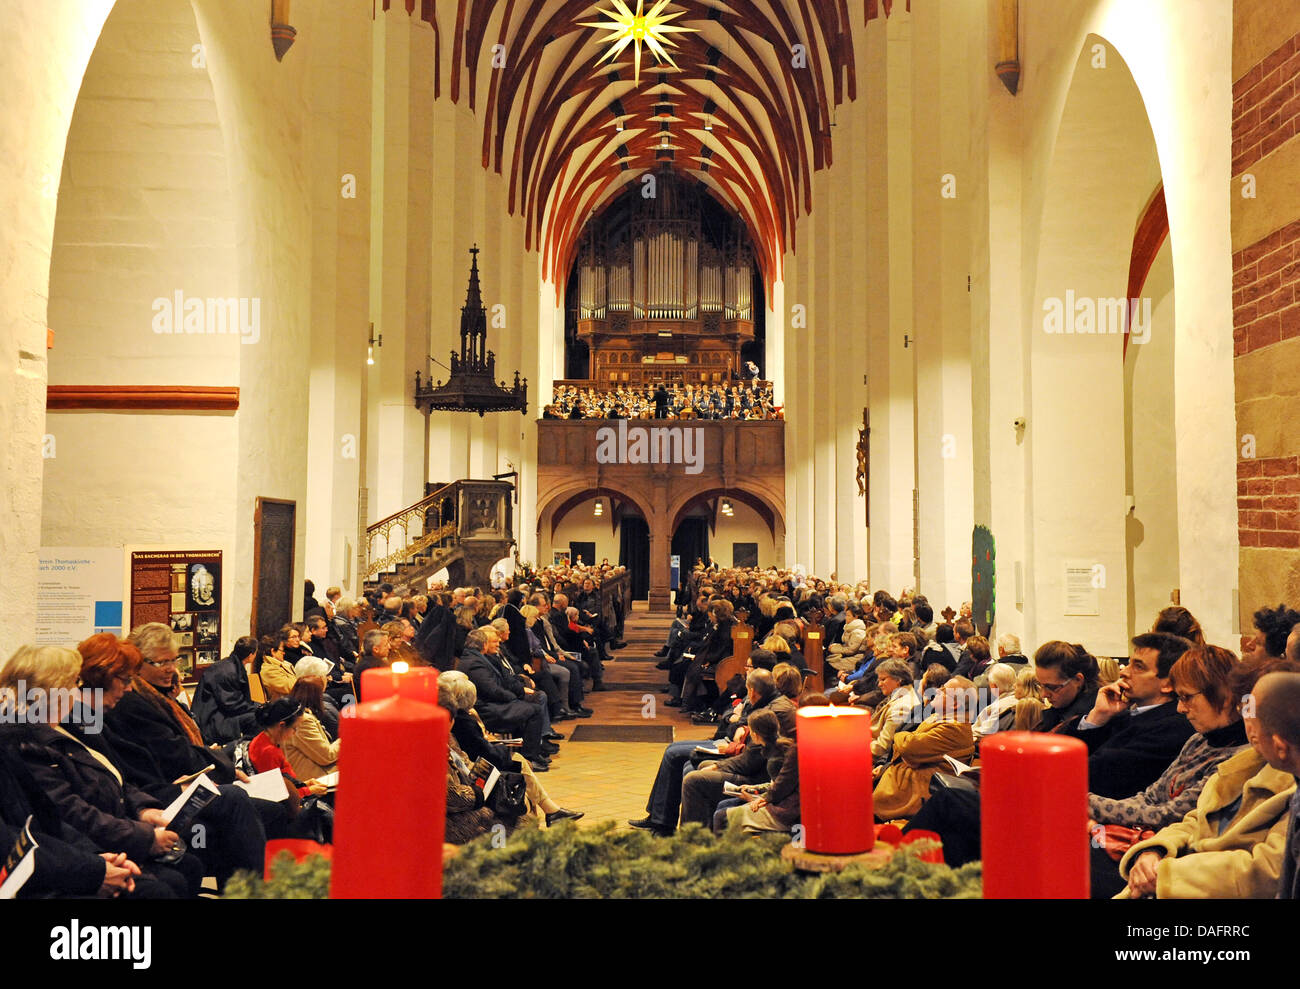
[130,674,204,747]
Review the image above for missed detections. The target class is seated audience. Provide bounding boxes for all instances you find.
[192,635,264,743]
[1061,632,1195,798]
[249,700,331,800]
[1033,641,1101,733]
[971,662,1019,745]
[456,626,551,771]
[256,629,299,701]
[1087,644,1250,897]
[873,677,976,821]
[292,658,340,737]
[679,664,802,828]
[1012,668,1046,730]
[352,628,392,702]
[1118,656,1300,898]
[282,676,340,779]
[1,645,202,897]
[825,602,868,672]
[437,670,582,827]
[1152,605,1205,646]
[1253,670,1300,898]
[870,659,922,764]
[718,710,794,837]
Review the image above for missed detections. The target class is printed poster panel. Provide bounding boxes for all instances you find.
[130,550,222,683]
[35,548,125,646]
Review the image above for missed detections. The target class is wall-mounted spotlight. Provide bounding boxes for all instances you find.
[367,322,382,366]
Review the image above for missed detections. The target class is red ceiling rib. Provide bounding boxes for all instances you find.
[374,1,890,297]
[1123,184,1169,360]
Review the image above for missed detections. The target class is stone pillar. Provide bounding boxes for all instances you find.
[648,477,672,611]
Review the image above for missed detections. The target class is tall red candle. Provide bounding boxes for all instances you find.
[362,665,438,706]
[330,695,448,898]
[981,731,1088,898]
[797,706,874,854]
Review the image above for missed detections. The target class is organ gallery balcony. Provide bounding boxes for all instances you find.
[536,417,784,484]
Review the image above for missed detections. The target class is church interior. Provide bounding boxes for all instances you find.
[2,0,1300,911]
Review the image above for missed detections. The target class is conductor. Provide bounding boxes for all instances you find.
[653,383,669,418]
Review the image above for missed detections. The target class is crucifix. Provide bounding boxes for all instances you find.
[856,408,870,525]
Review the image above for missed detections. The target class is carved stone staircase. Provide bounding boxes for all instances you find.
[363,478,515,594]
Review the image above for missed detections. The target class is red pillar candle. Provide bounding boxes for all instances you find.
[797,706,874,854]
[331,695,449,898]
[361,665,439,706]
[981,731,1089,899]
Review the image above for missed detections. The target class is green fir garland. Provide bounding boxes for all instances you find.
[223,822,981,899]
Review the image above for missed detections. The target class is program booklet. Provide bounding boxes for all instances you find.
[160,773,221,834]
[0,817,38,900]
[236,769,291,802]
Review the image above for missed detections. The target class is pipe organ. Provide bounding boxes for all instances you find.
[570,171,757,389]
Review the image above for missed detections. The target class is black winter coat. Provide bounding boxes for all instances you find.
[104,691,239,790]
[1061,699,1194,799]
[457,648,526,719]
[0,743,110,897]
[191,655,261,744]
[4,722,161,861]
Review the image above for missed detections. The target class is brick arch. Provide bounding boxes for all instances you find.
[538,481,657,544]
[669,484,784,540]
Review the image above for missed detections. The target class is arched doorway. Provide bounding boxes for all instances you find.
[1028,35,1175,654]
[669,487,783,571]
[539,486,655,600]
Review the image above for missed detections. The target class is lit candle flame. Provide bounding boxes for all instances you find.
[391,661,410,674]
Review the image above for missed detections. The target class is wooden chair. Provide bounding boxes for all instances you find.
[248,672,267,704]
[712,623,753,688]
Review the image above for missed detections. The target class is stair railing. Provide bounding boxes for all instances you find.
[364,481,461,581]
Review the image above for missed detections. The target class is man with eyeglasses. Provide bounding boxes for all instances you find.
[903,635,1193,866]
[1061,632,1195,799]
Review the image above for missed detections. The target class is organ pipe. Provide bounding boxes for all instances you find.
[591,223,752,323]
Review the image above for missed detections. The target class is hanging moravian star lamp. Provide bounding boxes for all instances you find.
[580,0,697,86]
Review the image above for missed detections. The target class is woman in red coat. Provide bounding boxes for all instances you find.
[249,699,330,799]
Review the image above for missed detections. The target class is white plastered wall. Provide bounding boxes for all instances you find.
[42,0,240,642]
[0,0,118,654]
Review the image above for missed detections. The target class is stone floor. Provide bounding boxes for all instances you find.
[539,603,717,828]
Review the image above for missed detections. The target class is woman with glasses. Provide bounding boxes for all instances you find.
[0,643,205,897]
[256,629,299,701]
[1117,654,1300,898]
[87,631,270,889]
[1031,641,1100,733]
[1088,644,1251,897]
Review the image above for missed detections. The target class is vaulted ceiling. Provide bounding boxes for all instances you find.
[379,1,910,296]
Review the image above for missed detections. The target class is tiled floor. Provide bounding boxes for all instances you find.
[539,603,717,829]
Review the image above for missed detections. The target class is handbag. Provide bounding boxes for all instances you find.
[471,757,529,819]
[296,795,335,843]
[1091,823,1155,862]
[490,771,528,819]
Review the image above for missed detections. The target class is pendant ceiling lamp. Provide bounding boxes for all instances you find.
[581,0,697,86]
